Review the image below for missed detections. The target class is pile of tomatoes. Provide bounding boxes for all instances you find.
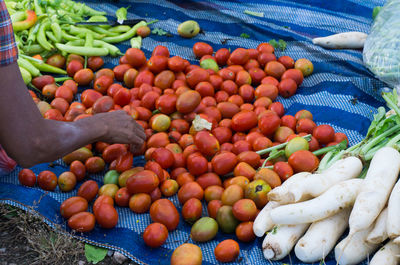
[18,41,349,264]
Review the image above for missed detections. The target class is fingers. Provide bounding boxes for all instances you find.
[132,121,146,141]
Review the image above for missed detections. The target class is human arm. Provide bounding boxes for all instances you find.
[0,62,146,168]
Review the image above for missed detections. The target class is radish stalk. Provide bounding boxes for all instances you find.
[270,179,362,225]
[366,207,388,244]
[253,201,280,237]
[349,147,400,235]
[334,225,380,265]
[262,223,309,260]
[387,179,400,238]
[370,240,400,265]
[312,32,368,49]
[294,208,351,263]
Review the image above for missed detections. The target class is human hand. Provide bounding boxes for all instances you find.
[94,110,146,149]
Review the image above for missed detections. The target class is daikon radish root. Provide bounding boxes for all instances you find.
[312,32,368,49]
[393,236,400,244]
[287,157,362,203]
[387,179,400,238]
[262,223,309,260]
[267,172,311,204]
[294,208,351,263]
[349,147,400,235]
[370,240,400,265]
[366,207,388,244]
[253,201,280,237]
[335,225,380,265]
[270,179,362,225]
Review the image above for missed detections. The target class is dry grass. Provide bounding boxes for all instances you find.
[0,203,139,265]
[0,204,85,265]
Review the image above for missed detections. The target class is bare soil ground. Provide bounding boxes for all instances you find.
[0,204,138,265]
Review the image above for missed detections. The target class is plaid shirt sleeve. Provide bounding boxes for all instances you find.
[0,0,18,66]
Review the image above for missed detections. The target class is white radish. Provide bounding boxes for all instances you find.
[270,179,362,225]
[287,157,362,202]
[267,172,311,204]
[253,201,280,237]
[294,208,351,263]
[366,207,388,244]
[262,223,309,260]
[268,157,362,204]
[312,32,368,49]
[349,147,400,235]
[387,179,400,238]
[393,236,400,244]
[334,225,380,265]
[370,240,400,265]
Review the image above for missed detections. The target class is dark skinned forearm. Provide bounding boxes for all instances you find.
[0,62,107,167]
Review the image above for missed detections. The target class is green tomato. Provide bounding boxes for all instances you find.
[177,20,200,38]
[285,137,309,158]
[104,170,120,185]
[200,59,219,73]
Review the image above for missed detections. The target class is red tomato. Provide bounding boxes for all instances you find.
[150,199,180,231]
[151,148,174,169]
[193,42,213,58]
[94,203,118,229]
[68,212,95,232]
[143,223,169,248]
[60,196,88,219]
[152,45,170,57]
[177,181,204,204]
[257,43,275,53]
[77,180,98,202]
[215,48,230,66]
[273,161,294,181]
[288,150,319,172]
[147,55,168,74]
[278,78,298,98]
[88,56,104,71]
[125,48,146,68]
[37,170,57,191]
[214,240,240,263]
[313,124,335,144]
[18,169,36,187]
[187,153,208,176]
[211,152,238,176]
[231,111,258,132]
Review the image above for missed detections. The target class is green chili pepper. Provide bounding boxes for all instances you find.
[85,32,94,48]
[87,16,108,22]
[66,39,122,57]
[130,36,142,49]
[19,67,32,85]
[37,20,54,51]
[102,21,146,43]
[68,25,105,39]
[108,25,131,33]
[116,6,129,24]
[55,43,109,57]
[17,58,41,77]
[89,26,119,37]
[27,20,41,44]
[30,60,67,75]
[13,10,38,32]
[54,76,73,82]
[61,30,79,41]
[23,44,45,55]
[50,23,62,43]
[33,0,43,16]
[11,11,26,23]
[46,31,58,43]
[82,5,106,16]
